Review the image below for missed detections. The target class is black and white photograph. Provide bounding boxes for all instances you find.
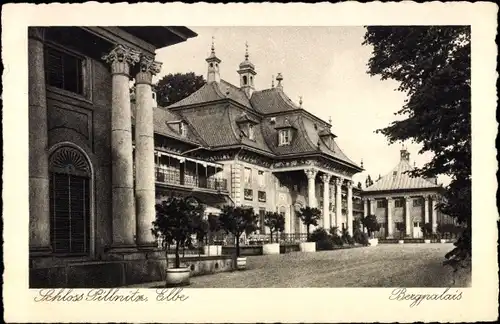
[2,2,498,323]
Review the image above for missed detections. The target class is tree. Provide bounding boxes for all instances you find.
[263,211,285,243]
[363,26,471,265]
[395,222,405,239]
[207,213,221,244]
[365,175,374,187]
[421,222,433,239]
[218,205,258,258]
[151,197,205,268]
[154,72,205,107]
[296,207,322,240]
[361,214,381,238]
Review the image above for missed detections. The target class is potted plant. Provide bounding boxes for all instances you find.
[193,217,209,257]
[262,211,285,255]
[151,196,205,287]
[204,213,222,256]
[395,222,405,244]
[421,222,432,243]
[296,206,322,252]
[361,214,380,246]
[218,205,258,270]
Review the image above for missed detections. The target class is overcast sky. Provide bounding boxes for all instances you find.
[154,26,448,187]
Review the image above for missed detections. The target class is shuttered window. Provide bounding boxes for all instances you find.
[45,45,84,95]
[50,173,90,254]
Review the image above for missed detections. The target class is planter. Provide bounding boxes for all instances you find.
[440,239,447,243]
[299,242,316,252]
[424,239,431,244]
[262,243,280,255]
[236,257,247,270]
[165,267,190,287]
[398,240,404,244]
[368,238,378,246]
[203,245,222,256]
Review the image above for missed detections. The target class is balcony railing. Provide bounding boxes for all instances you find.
[155,166,228,191]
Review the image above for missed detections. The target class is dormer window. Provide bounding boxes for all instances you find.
[179,123,187,137]
[279,129,291,146]
[248,124,255,140]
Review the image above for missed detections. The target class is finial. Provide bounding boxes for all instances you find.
[276,73,283,88]
[211,36,215,54]
[271,75,275,88]
[328,116,332,125]
[361,159,364,168]
[299,96,303,107]
[245,41,249,60]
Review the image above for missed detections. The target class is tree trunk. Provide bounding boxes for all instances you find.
[236,232,240,258]
[270,231,273,244]
[307,225,310,241]
[175,241,180,268]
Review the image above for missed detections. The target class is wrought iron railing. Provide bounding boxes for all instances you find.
[155,166,228,191]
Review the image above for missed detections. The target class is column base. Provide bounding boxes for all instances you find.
[137,242,158,251]
[29,245,52,257]
[107,244,138,253]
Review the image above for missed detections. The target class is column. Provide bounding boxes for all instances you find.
[424,195,430,224]
[346,180,353,236]
[369,198,376,216]
[28,27,51,254]
[335,178,342,230]
[431,195,438,233]
[404,196,411,237]
[320,174,332,229]
[304,168,318,208]
[135,55,162,248]
[363,198,369,217]
[102,44,140,248]
[386,197,393,238]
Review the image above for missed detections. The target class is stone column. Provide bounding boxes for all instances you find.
[386,197,393,238]
[363,198,369,217]
[135,55,162,248]
[424,195,430,224]
[320,174,332,229]
[346,180,353,236]
[28,27,51,255]
[431,195,438,233]
[102,44,140,248]
[335,178,342,230]
[304,168,318,208]
[369,198,376,216]
[404,196,412,237]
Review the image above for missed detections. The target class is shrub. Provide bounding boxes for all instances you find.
[329,226,344,246]
[341,227,355,245]
[309,227,334,250]
[353,229,369,246]
[362,214,381,238]
[421,222,433,239]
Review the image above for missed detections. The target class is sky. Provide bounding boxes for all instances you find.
[153,26,449,188]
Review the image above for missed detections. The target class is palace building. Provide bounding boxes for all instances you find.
[152,42,364,238]
[362,148,453,239]
[29,27,364,287]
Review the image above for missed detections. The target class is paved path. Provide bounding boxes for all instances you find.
[188,243,471,288]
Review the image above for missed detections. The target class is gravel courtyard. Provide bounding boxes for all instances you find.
[189,243,471,288]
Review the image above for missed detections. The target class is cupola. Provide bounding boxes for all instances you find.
[237,42,256,98]
[206,36,221,83]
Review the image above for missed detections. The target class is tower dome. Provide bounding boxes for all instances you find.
[237,42,257,98]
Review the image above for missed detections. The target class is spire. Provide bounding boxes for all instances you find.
[206,36,221,83]
[238,41,256,98]
[271,75,275,88]
[299,96,303,108]
[400,145,410,162]
[360,159,364,169]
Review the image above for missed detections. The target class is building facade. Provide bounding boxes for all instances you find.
[152,43,364,239]
[362,148,454,239]
[28,26,199,287]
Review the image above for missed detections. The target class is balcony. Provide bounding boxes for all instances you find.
[155,166,228,192]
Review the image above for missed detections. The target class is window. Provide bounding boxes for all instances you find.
[248,124,255,140]
[244,167,252,185]
[49,146,91,255]
[258,170,265,187]
[395,199,404,208]
[178,123,187,137]
[259,208,266,233]
[393,171,397,176]
[413,198,423,207]
[377,200,386,208]
[279,129,291,146]
[45,45,84,95]
[244,188,253,201]
[243,75,248,85]
[258,191,266,202]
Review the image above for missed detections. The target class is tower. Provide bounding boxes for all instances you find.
[206,36,221,83]
[237,42,257,98]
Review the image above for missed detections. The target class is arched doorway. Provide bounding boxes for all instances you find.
[49,146,91,255]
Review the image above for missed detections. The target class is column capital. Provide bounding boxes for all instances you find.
[320,173,332,183]
[102,44,141,76]
[304,168,318,180]
[28,27,45,41]
[403,195,411,199]
[385,196,392,201]
[136,55,163,85]
[334,177,343,187]
[424,195,430,201]
[345,180,353,188]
